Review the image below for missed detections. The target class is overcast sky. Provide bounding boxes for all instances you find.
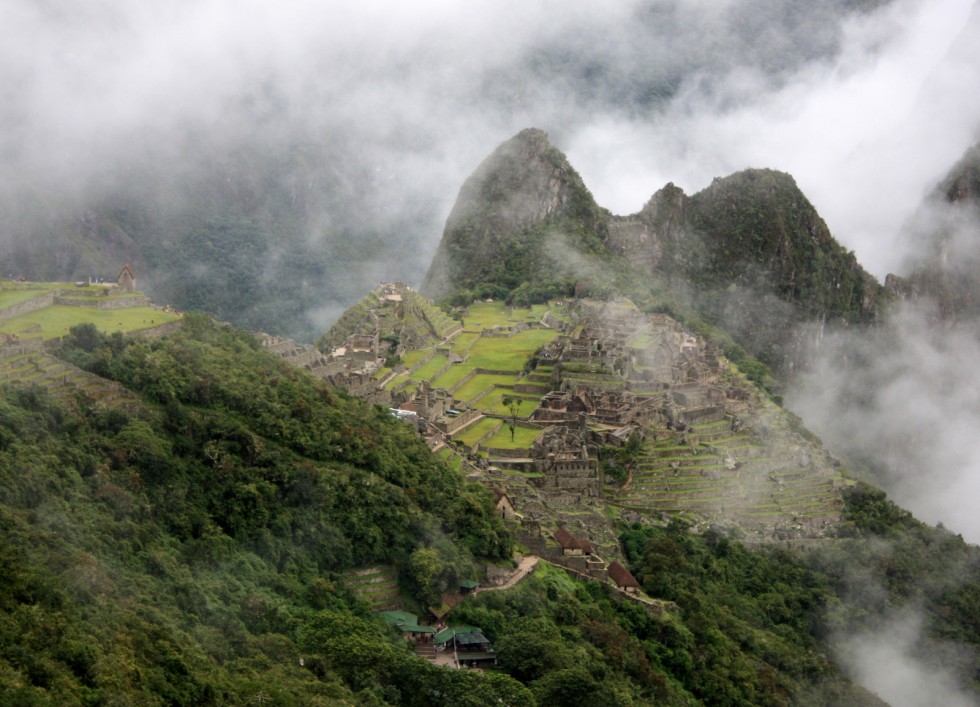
[3,0,978,278]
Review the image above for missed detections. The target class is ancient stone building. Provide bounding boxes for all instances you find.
[117,263,136,292]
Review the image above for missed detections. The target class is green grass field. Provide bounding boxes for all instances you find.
[461,302,554,329]
[401,348,432,368]
[465,329,558,370]
[449,332,480,353]
[482,425,540,450]
[430,364,473,391]
[483,392,539,416]
[0,287,50,310]
[0,305,180,341]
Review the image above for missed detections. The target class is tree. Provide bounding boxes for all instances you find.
[501,396,522,442]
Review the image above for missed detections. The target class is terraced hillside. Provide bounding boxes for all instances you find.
[320,290,848,544]
[0,278,178,411]
[317,283,460,354]
[609,398,843,537]
[0,346,144,412]
[342,565,402,611]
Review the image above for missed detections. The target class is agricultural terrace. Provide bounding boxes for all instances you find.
[0,304,179,341]
[384,300,565,456]
[452,373,514,403]
[453,417,501,449]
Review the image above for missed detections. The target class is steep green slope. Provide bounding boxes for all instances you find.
[2,312,978,704]
[0,316,520,703]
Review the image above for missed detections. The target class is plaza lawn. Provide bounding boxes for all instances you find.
[0,305,179,341]
[483,424,540,450]
[460,302,514,328]
[465,329,558,370]
[462,301,556,329]
[484,392,540,417]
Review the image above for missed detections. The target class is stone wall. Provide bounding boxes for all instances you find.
[0,293,55,322]
[134,320,183,339]
[54,295,151,309]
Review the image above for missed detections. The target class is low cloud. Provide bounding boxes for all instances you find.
[787,302,980,543]
[836,610,978,707]
[4,0,979,281]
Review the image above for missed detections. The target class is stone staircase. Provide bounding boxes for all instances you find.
[413,642,436,662]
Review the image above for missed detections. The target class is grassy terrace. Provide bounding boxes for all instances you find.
[431,364,473,391]
[453,373,515,403]
[0,305,179,341]
[0,288,49,310]
[452,417,500,448]
[612,429,843,526]
[436,447,464,472]
[462,302,553,328]
[449,331,480,352]
[402,348,432,368]
[409,353,449,380]
[627,332,655,350]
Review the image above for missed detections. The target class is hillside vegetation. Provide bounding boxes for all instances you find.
[1,309,978,703]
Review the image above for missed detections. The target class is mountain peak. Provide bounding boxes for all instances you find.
[419,128,605,299]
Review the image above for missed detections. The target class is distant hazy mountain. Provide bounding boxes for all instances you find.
[887,142,980,322]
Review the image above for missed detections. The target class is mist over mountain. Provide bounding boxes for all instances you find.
[788,140,980,544]
[3,0,979,340]
[422,128,887,383]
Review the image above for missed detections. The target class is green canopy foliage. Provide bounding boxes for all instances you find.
[0,317,514,703]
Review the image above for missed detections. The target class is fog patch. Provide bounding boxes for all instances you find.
[787,302,980,542]
[836,610,978,707]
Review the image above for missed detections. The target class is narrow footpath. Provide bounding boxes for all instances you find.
[473,555,539,595]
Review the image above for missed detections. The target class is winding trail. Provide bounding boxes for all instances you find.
[473,555,539,594]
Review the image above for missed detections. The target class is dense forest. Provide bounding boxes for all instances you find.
[0,316,977,704]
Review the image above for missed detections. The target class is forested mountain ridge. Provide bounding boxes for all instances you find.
[0,315,525,703]
[421,129,889,377]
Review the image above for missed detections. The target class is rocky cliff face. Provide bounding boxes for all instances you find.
[888,142,980,322]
